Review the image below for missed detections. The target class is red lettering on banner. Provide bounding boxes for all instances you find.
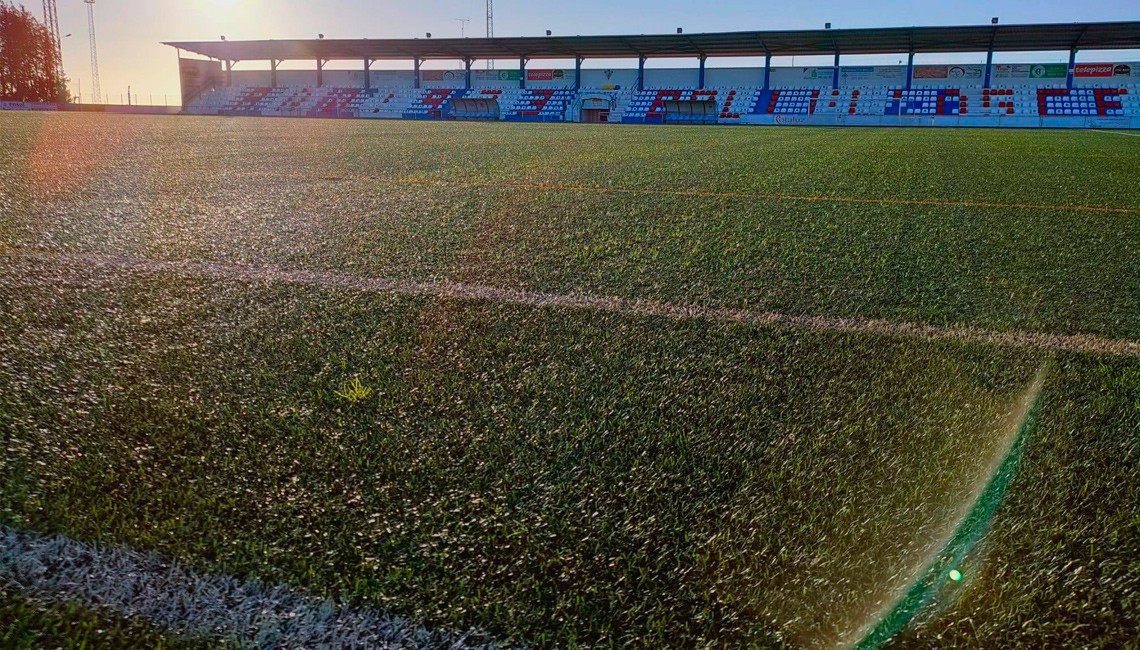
[1075,64,1115,77]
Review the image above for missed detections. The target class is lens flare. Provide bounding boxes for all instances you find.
[851,365,1048,650]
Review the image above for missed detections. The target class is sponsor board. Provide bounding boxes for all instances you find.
[1029,64,1067,79]
[426,70,525,82]
[914,65,948,79]
[527,69,570,81]
[994,64,1031,79]
[838,66,906,82]
[1075,63,1116,77]
[475,70,520,82]
[421,70,461,82]
[774,114,809,125]
[0,101,58,111]
[801,67,836,80]
[948,65,983,79]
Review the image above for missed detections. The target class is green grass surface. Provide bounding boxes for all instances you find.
[1,113,1137,338]
[1,114,1139,648]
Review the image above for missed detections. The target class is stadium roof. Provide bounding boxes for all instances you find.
[165,21,1140,62]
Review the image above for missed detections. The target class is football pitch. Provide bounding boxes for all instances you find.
[1,113,1138,648]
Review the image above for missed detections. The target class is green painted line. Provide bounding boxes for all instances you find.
[855,381,1045,650]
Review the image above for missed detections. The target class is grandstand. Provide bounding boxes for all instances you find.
[168,22,1140,129]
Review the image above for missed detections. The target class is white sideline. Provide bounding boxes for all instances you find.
[2,250,1139,358]
[1093,129,1140,138]
[0,526,504,649]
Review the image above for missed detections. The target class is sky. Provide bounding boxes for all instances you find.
[29,0,1140,105]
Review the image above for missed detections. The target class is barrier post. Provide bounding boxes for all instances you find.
[1067,49,1077,90]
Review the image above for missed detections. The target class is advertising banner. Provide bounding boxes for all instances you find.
[800,67,835,80]
[947,65,984,80]
[994,64,1031,79]
[474,70,521,82]
[0,101,57,111]
[421,70,462,82]
[1028,64,1067,79]
[1075,63,1116,78]
[840,66,906,82]
[527,69,570,82]
[914,65,948,79]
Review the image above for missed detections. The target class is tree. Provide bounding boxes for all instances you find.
[0,1,69,102]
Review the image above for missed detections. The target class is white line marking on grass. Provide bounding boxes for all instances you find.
[0,526,505,649]
[1093,129,1140,138]
[3,251,1139,358]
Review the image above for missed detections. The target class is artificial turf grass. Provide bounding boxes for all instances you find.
[0,588,207,650]
[2,113,1139,340]
[1,268,1136,648]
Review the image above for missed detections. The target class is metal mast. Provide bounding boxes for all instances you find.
[485,0,493,69]
[42,0,62,64]
[85,0,100,102]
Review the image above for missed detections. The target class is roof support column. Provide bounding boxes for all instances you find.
[270,59,279,87]
[465,58,473,91]
[698,55,707,89]
[363,59,372,90]
[414,57,423,90]
[317,58,324,88]
[519,57,527,89]
[225,60,233,87]
[637,56,646,92]
[1067,48,1077,90]
[833,52,840,90]
[763,53,771,91]
[905,52,915,90]
[984,49,994,88]
[575,56,583,91]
